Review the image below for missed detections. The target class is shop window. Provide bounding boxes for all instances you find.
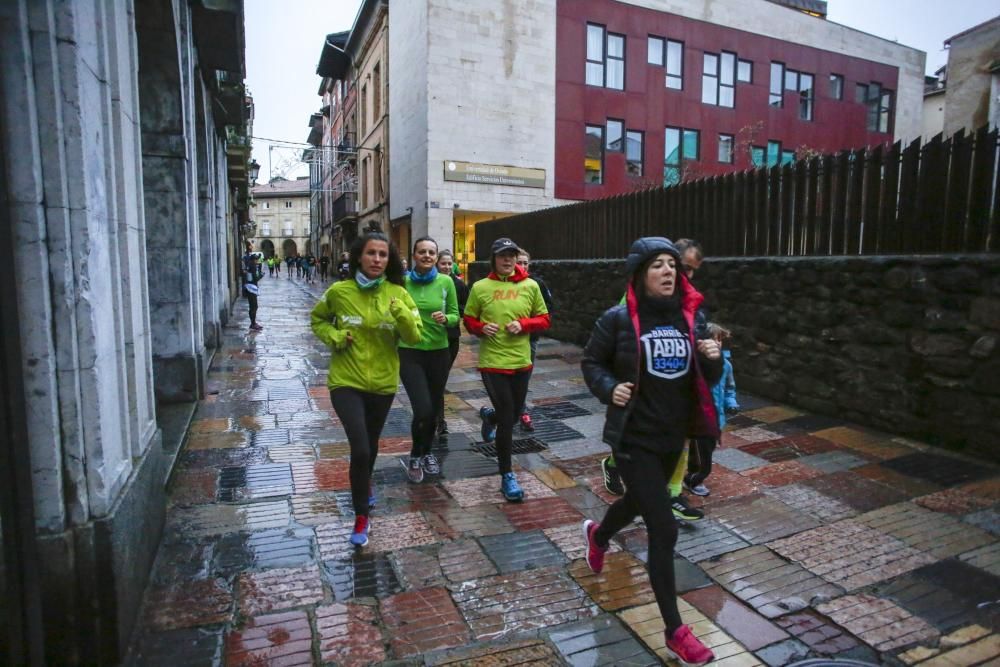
[585,125,604,184]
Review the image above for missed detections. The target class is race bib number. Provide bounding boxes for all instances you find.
[640,326,690,379]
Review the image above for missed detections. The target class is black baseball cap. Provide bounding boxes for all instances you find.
[490,237,521,255]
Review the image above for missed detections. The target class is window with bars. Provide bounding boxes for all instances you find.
[586,24,625,90]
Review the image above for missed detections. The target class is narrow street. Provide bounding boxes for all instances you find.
[126,272,1000,666]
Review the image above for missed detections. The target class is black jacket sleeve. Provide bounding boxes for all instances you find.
[581,307,623,405]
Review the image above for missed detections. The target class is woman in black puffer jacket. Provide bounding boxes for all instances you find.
[580,236,722,667]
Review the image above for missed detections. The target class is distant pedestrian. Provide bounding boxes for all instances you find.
[580,236,721,667]
[241,243,263,332]
[337,252,350,281]
[684,322,739,497]
[274,256,281,275]
[434,249,469,437]
[399,237,459,483]
[310,232,421,547]
[464,237,550,502]
[320,254,330,281]
[285,254,294,278]
[514,249,554,432]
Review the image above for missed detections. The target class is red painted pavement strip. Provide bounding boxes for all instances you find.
[225,610,314,667]
[380,587,472,657]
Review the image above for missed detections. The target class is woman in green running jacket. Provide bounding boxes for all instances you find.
[310,232,422,547]
[399,237,459,484]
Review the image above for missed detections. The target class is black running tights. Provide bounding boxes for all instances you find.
[399,347,451,458]
[594,446,683,632]
[480,370,531,474]
[330,388,394,516]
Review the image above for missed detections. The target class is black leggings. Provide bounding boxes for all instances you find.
[686,437,717,487]
[480,370,531,474]
[399,348,451,457]
[330,388,394,516]
[247,293,258,325]
[595,446,683,632]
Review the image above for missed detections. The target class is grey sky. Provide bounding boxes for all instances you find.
[245,0,998,180]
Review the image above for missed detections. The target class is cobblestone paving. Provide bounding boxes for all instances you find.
[125,275,1000,666]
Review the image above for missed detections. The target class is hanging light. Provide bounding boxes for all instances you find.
[248,159,261,186]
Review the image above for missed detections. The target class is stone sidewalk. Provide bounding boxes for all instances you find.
[126,273,1000,666]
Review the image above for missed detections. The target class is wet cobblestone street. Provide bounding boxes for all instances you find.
[127,273,1000,666]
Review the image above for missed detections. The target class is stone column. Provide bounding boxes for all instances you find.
[136,0,206,402]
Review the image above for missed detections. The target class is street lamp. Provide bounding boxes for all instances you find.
[249,159,261,186]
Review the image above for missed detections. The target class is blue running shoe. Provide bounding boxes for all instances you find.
[501,472,524,502]
[350,516,369,547]
[479,406,497,443]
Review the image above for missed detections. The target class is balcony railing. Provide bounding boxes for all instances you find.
[333,192,357,223]
[281,228,295,237]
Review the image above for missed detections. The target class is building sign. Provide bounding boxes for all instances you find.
[444,161,545,188]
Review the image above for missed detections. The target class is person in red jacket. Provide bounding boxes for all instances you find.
[463,238,550,501]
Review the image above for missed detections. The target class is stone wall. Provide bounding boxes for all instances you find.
[470,255,1000,460]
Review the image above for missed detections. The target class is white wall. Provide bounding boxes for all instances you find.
[922,92,945,140]
[388,0,430,236]
[423,0,567,241]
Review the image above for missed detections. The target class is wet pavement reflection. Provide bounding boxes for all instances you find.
[125,273,1000,666]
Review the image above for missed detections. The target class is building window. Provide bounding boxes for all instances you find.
[737,59,752,83]
[860,82,893,133]
[263,202,270,209]
[648,36,663,66]
[374,145,383,200]
[829,73,844,100]
[781,150,796,165]
[766,140,781,166]
[664,127,699,187]
[606,119,624,151]
[750,146,765,167]
[261,224,271,236]
[855,83,868,103]
[626,130,643,176]
[285,201,293,208]
[361,156,370,208]
[585,125,604,184]
[718,134,734,163]
[360,83,367,136]
[586,24,624,90]
[769,62,784,107]
[373,62,381,118]
[666,40,683,89]
[798,73,814,121]
[702,52,736,107]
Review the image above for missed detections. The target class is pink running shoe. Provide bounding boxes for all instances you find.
[664,625,714,667]
[582,519,607,574]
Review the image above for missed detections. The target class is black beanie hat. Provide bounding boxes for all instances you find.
[624,237,682,276]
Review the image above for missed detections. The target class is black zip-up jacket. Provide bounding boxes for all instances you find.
[581,281,722,458]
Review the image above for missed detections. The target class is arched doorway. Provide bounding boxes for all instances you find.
[282,239,297,258]
[305,239,313,255]
[260,239,275,258]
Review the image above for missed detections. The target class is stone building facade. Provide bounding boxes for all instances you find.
[389,0,925,272]
[251,177,313,258]
[314,0,398,258]
[0,0,250,663]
